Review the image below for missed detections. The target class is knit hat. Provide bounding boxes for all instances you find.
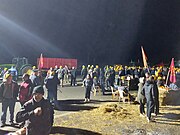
[32,85,44,95]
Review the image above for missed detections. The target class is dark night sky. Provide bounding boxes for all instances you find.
[0,0,179,66]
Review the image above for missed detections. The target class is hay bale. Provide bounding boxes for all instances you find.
[93,103,130,119]
[159,89,180,105]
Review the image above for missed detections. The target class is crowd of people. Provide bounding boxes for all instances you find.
[0,64,179,134]
[81,64,180,93]
[0,68,54,135]
[80,64,179,122]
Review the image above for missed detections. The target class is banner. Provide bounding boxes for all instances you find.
[169,58,176,83]
[38,53,43,69]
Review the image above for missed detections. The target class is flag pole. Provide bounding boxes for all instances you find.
[165,69,170,87]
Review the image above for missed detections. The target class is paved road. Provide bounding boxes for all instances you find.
[0,81,114,133]
[54,83,113,116]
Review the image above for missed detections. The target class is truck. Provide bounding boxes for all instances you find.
[37,57,78,70]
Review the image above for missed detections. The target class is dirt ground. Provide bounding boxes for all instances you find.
[51,102,180,135]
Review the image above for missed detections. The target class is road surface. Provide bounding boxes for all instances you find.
[0,81,113,134]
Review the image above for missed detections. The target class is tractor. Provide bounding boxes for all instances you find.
[0,57,32,79]
[12,57,32,76]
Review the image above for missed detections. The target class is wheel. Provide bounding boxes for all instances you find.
[20,64,32,75]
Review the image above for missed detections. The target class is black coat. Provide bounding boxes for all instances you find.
[16,98,54,135]
[85,78,93,88]
[45,76,59,91]
[142,81,155,102]
[0,81,19,100]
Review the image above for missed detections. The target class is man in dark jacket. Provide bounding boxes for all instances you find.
[81,65,87,81]
[30,69,42,87]
[44,72,60,108]
[152,77,159,116]
[137,77,145,116]
[99,68,105,95]
[142,76,156,122]
[0,73,19,127]
[70,67,77,86]
[16,86,54,135]
[81,65,87,87]
[84,74,93,102]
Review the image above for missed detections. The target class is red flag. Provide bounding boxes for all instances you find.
[38,53,43,69]
[141,46,148,68]
[169,58,176,83]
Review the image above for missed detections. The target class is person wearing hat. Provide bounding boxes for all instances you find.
[56,66,65,87]
[0,68,8,79]
[19,73,33,106]
[81,65,87,87]
[70,67,77,86]
[0,73,19,127]
[8,66,18,81]
[29,69,42,87]
[16,85,54,135]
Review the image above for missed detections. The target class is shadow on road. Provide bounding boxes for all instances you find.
[57,99,118,104]
[55,104,97,111]
[155,120,180,126]
[0,129,8,135]
[155,112,180,126]
[0,126,102,135]
[51,126,101,135]
[0,125,19,135]
[54,99,118,111]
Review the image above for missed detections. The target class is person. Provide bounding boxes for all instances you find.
[156,76,165,87]
[29,69,42,87]
[84,74,93,102]
[99,68,105,95]
[92,76,99,92]
[142,76,156,122]
[56,66,65,87]
[145,72,150,80]
[105,68,111,89]
[44,72,60,108]
[81,65,87,86]
[19,73,33,106]
[168,82,179,90]
[94,65,100,80]
[0,73,19,127]
[137,77,146,117]
[0,68,8,78]
[70,67,77,86]
[8,66,18,81]
[16,86,54,135]
[63,65,69,84]
[152,76,159,116]
[109,66,116,87]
